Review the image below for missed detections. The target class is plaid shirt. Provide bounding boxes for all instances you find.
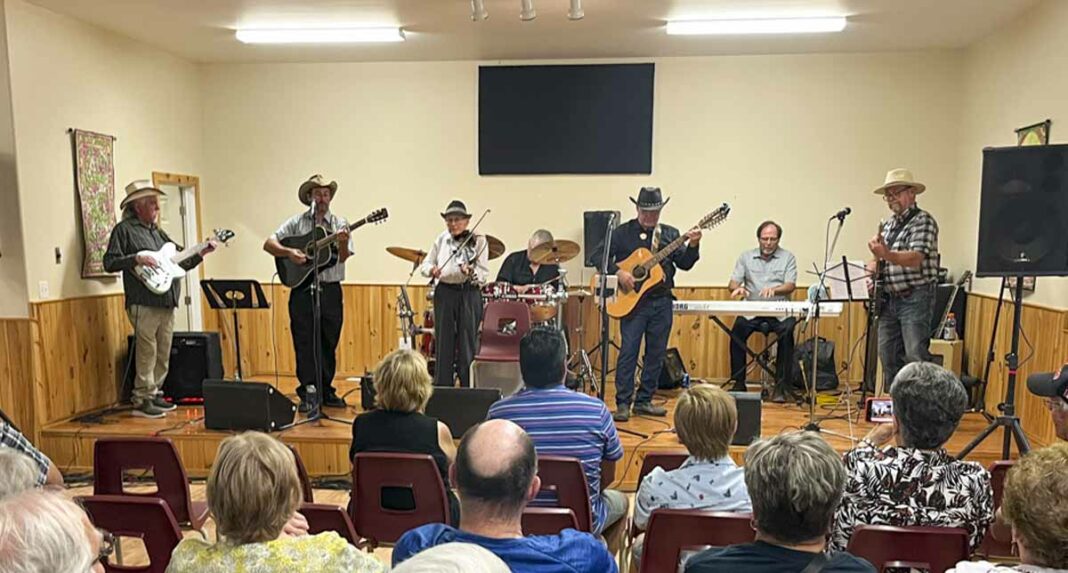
[879,205,939,294]
[0,420,51,485]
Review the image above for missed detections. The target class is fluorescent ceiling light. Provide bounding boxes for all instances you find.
[667,17,846,35]
[235,27,405,44]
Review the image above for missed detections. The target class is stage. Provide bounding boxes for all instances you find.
[40,376,1014,490]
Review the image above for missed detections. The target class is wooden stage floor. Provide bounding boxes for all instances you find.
[41,376,1013,491]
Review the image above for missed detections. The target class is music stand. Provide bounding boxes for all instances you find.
[201,279,269,380]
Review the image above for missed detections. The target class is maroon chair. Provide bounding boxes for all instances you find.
[978,460,1015,557]
[521,507,580,536]
[639,509,754,572]
[93,437,209,532]
[78,495,183,573]
[300,502,364,548]
[474,301,531,362]
[530,455,593,532]
[846,524,970,573]
[630,450,690,539]
[349,452,450,547]
[286,443,315,503]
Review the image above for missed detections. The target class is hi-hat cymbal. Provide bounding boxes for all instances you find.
[387,246,427,264]
[530,239,581,265]
[485,235,506,260]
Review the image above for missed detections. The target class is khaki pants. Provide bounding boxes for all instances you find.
[126,304,175,406]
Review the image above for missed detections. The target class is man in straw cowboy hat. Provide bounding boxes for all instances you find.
[264,175,352,412]
[104,180,216,418]
[867,168,940,393]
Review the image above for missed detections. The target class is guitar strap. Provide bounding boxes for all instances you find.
[884,207,919,251]
[653,224,662,252]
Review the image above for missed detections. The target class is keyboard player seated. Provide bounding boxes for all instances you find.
[726,221,798,402]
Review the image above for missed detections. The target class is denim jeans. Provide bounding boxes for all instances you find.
[878,283,935,392]
[615,296,673,408]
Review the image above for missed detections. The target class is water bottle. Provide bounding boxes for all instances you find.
[305,384,319,412]
[681,373,691,389]
[943,313,958,341]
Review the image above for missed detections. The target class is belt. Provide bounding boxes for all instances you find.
[437,282,480,291]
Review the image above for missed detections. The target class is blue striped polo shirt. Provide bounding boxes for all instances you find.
[487,385,624,533]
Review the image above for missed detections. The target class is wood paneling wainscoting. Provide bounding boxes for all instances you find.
[0,318,42,440]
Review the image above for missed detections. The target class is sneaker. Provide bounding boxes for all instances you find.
[322,394,347,408]
[151,396,176,412]
[727,379,749,393]
[131,402,165,419]
[633,402,667,417]
[612,406,631,422]
[770,389,788,404]
[298,400,312,414]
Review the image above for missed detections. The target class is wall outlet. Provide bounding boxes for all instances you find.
[38,280,49,299]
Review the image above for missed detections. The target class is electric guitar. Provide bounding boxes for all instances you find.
[593,203,731,318]
[275,208,389,288]
[133,228,235,295]
[870,220,887,317]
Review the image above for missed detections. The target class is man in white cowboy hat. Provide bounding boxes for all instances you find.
[867,168,940,392]
[104,180,216,418]
[608,187,702,422]
[263,174,352,412]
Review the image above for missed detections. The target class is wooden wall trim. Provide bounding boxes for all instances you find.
[0,319,40,441]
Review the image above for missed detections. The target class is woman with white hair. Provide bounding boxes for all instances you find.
[0,449,41,500]
[166,432,384,572]
[0,489,109,573]
[392,542,510,573]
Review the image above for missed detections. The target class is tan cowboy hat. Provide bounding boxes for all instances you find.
[298,174,338,206]
[120,179,165,209]
[873,168,926,195]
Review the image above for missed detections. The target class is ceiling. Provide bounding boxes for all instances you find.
[26,0,1039,64]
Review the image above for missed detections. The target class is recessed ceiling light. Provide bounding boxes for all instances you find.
[235,27,405,44]
[666,17,847,36]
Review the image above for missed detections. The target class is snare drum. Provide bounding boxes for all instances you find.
[481,281,516,301]
[527,285,558,323]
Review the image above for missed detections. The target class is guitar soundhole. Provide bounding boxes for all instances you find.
[632,267,648,281]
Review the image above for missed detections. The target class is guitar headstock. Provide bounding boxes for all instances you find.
[956,270,973,287]
[212,228,235,245]
[697,203,731,230]
[365,208,389,225]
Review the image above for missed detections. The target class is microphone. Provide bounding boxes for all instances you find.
[831,207,851,221]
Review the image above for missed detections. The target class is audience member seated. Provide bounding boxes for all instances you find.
[685,431,875,573]
[167,432,384,573]
[487,326,626,538]
[0,488,109,573]
[393,419,617,573]
[392,542,510,573]
[350,348,460,524]
[0,418,63,489]
[948,442,1068,573]
[1028,362,1068,441]
[0,449,41,500]
[829,362,993,553]
[632,384,752,560]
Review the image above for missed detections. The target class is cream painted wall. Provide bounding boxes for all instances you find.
[952,0,1068,309]
[200,52,965,288]
[0,0,27,317]
[4,0,202,301]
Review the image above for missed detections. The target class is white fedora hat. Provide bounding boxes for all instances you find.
[873,168,926,195]
[119,179,165,209]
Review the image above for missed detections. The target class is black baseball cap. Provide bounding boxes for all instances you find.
[1027,364,1068,402]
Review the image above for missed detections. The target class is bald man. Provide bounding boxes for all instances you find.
[393,420,616,573]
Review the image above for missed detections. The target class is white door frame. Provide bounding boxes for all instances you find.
[152,172,204,331]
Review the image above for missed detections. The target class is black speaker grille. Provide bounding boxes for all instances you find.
[583,210,620,268]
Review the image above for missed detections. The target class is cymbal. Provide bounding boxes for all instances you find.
[530,239,581,265]
[566,288,593,298]
[485,235,506,260]
[386,246,427,265]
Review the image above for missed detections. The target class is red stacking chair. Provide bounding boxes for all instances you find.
[93,437,209,533]
[630,450,690,539]
[300,502,364,548]
[349,452,450,548]
[846,524,970,573]
[286,443,315,503]
[530,455,593,532]
[639,509,754,573]
[978,460,1015,557]
[79,495,183,573]
[521,507,581,536]
[474,301,531,362]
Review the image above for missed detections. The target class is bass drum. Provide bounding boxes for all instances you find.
[419,307,436,375]
[481,281,516,301]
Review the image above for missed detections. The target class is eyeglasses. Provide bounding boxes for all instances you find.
[882,187,910,201]
[96,529,115,564]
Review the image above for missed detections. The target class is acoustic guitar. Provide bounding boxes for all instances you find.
[275,208,389,288]
[134,228,234,295]
[593,203,731,318]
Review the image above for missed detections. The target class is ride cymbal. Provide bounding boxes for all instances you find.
[386,246,427,264]
[530,239,581,265]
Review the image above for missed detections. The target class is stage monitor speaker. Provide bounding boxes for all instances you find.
[203,380,296,431]
[658,348,687,389]
[583,210,620,268]
[123,332,223,403]
[976,144,1068,277]
[729,391,761,446]
[360,372,376,411]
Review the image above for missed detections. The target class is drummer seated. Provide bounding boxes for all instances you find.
[496,229,560,293]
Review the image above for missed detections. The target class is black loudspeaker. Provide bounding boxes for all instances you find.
[977,144,1068,277]
[658,348,687,389]
[123,332,223,403]
[203,380,296,431]
[729,391,761,446]
[583,210,621,268]
[360,372,376,411]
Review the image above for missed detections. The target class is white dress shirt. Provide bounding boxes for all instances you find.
[419,230,490,285]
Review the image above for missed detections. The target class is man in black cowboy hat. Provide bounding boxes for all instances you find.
[608,187,701,421]
[419,200,489,387]
[263,174,352,412]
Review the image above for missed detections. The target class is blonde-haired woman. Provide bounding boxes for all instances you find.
[166,432,384,572]
[350,348,459,524]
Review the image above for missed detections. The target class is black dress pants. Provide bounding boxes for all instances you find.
[289,281,343,400]
[433,283,482,387]
[728,316,797,390]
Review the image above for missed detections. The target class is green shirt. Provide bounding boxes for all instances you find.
[165,532,385,573]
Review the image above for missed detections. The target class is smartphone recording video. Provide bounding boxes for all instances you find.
[865,398,894,424]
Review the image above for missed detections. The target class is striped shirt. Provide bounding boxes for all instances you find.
[0,420,51,486]
[879,205,940,294]
[272,209,353,284]
[487,385,623,533]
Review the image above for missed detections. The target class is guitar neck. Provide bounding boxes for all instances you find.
[642,230,692,271]
[313,219,367,250]
[173,240,213,265]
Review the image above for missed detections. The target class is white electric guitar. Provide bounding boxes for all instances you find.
[134,228,234,294]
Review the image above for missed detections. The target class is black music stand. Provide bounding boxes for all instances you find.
[201,279,269,380]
